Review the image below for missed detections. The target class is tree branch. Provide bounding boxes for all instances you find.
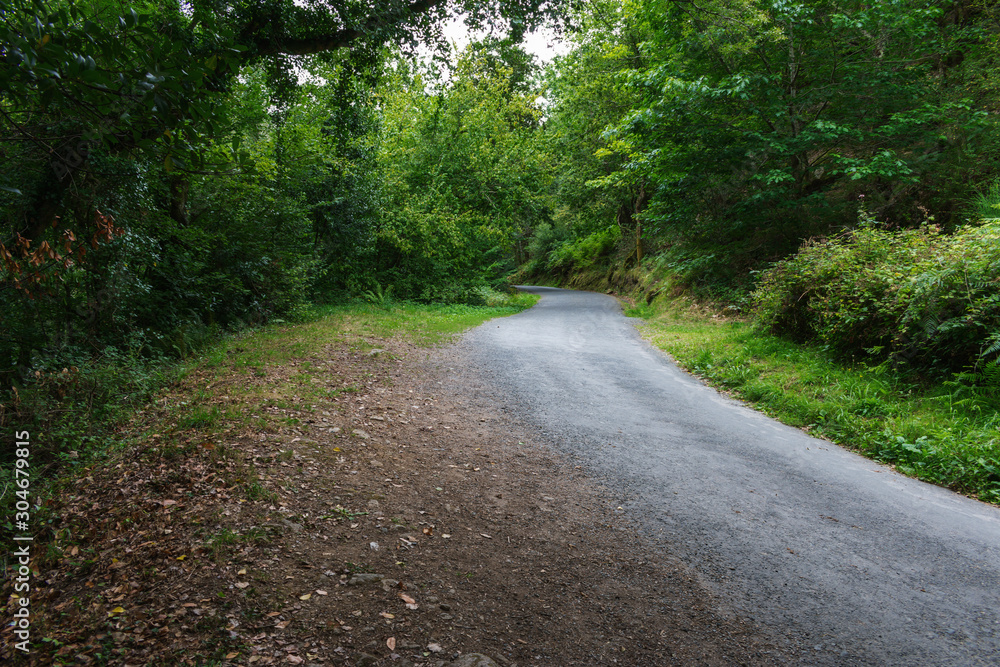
[250,0,447,58]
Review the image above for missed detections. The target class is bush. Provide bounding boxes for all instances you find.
[753,218,1000,376]
[546,225,621,273]
[523,222,571,275]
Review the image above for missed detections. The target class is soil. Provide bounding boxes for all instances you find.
[2,331,788,666]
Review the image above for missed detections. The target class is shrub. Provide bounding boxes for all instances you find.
[753,219,1000,377]
[546,225,621,273]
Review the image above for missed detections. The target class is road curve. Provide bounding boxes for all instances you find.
[459,286,1000,666]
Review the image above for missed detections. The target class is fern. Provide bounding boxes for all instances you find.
[362,282,394,308]
[974,332,1000,388]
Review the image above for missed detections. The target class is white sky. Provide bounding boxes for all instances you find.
[441,17,570,64]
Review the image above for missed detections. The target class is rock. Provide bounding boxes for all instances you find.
[347,573,384,586]
[380,578,400,591]
[367,499,380,508]
[448,655,500,667]
[439,603,452,611]
[279,518,304,532]
[352,653,379,667]
[352,429,371,439]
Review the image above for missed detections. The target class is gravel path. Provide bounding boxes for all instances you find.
[457,286,1000,666]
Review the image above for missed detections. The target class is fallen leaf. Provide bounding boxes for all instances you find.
[107,607,125,617]
[422,527,433,536]
[442,534,452,539]
[237,568,247,575]
[287,656,303,665]
[387,637,396,650]
[276,620,291,629]
[315,589,328,596]
[176,555,187,561]
[480,533,492,539]
[399,593,416,605]
[380,612,395,619]
[225,652,239,659]
[266,611,282,617]
[235,582,249,589]
[299,593,312,601]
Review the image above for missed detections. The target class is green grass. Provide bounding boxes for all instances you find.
[632,298,1000,504]
[1,292,539,533]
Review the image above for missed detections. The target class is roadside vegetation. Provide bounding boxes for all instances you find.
[0,294,537,535]
[627,297,1000,504]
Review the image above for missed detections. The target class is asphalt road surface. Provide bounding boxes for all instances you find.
[460,286,1000,666]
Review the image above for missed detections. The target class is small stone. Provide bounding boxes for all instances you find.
[367,349,385,357]
[448,656,501,667]
[440,614,453,621]
[448,653,500,667]
[352,429,371,439]
[347,573,385,586]
[367,500,380,508]
[352,653,378,667]
[280,519,304,532]
[439,603,452,612]
[381,579,400,591]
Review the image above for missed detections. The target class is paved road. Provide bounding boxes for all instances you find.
[460,286,1000,666]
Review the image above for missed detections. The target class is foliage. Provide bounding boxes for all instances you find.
[531,0,649,271]
[753,217,1000,376]
[375,41,550,302]
[531,0,1000,297]
[540,224,621,274]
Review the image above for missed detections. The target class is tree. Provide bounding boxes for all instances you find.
[376,42,550,301]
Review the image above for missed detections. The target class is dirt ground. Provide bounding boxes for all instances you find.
[2,332,789,666]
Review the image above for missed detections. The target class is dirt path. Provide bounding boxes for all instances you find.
[4,328,785,666]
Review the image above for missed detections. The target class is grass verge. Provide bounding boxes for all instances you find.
[0,293,539,534]
[627,297,1000,505]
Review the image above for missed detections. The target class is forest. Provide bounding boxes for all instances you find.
[2,0,1000,482]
